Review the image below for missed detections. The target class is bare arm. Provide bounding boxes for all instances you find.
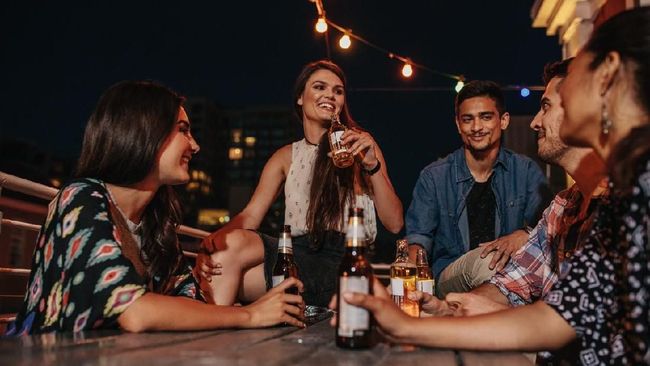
[471,283,510,306]
[365,144,404,233]
[119,277,305,332]
[203,145,291,251]
[344,129,403,234]
[343,279,575,352]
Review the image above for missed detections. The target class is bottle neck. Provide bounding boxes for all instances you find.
[345,216,366,248]
[394,242,410,263]
[278,233,293,253]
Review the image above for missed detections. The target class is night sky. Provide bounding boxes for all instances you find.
[1,0,560,210]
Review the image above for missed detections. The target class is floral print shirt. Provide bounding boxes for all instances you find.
[5,178,202,335]
[542,158,650,365]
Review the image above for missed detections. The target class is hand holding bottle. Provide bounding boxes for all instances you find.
[243,277,306,328]
[341,128,379,171]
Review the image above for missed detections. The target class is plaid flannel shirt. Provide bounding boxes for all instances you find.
[489,183,600,306]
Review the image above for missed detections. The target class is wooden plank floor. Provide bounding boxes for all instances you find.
[0,315,534,366]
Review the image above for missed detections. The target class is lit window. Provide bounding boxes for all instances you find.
[244,136,256,147]
[232,129,242,143]
[229,147,243,160]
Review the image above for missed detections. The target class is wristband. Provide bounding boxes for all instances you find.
[362,160,381,176]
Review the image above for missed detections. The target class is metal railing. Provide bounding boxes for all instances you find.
[0,171,390,324]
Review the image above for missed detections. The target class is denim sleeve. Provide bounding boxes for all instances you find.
[523,161,550,226]
[405,169,439,255]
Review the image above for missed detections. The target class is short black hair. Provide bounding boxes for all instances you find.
[542,58,573,86]
[455,80,505,116]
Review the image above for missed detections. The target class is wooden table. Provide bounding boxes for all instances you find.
[0,314,533,366]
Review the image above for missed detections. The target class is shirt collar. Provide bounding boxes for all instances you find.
[454,146,508,183]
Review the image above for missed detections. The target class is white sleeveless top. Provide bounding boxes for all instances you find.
[284,139,377,241]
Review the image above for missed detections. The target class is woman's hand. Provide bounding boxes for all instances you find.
[194,251,222,282]
[329,278,413,343]
[243,277,306,328]
[341,129,379,171]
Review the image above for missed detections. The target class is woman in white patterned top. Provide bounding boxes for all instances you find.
[196,60,403,307]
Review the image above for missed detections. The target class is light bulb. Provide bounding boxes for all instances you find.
[520,87,530,97]
[455,80,464,93]
[339,34,351,49]
[315,18,327,33]
[401,63,413,78]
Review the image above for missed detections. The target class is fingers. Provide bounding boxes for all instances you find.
[342,292,378,312]
[328,294,338,311]
[282,313,306,328]
[372,278,390,299]
[274,277,304,294]
[479,240,498,258]
[494,250,512,272]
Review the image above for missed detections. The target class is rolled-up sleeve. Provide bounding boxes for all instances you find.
[405,169,439,255]
[524,161,550,226]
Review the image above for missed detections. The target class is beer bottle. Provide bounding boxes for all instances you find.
[336,207,373,349]
[390,239,419,317]
[271,225,299,295]
[329,113,354,168]
[415,247,435,296]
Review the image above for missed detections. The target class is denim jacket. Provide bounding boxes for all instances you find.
[405,147,550,280]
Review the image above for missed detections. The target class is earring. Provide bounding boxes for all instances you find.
[601,103,612,135]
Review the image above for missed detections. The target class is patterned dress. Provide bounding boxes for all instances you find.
[542,158,650,365]
[4,178,202,335]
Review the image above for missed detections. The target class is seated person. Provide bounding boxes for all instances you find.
[5,80,304,335]
[418,59,608,316]
[405,80,550,297]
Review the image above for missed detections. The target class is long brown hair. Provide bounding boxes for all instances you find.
[293,60,370,249]
[585,8,650,191]
[76,80,184,291]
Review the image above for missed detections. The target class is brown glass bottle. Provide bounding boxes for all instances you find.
[271,225,299,295]
[415,247,435,296]
[336,207,374,349]
[329,113,354,168]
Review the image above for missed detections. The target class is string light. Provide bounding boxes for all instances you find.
[315,17,328,33]
[339,34,351,49]
[454,80,465,93]
[401,63,413,78]
[310,2,543,91]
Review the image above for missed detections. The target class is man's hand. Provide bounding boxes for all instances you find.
[479,229,529,271]
[329,278,412,343]
[445,292,509,317]
[407,291,457,317]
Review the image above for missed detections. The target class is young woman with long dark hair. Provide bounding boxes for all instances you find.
[197,60,403,307]
[6,80,304,335]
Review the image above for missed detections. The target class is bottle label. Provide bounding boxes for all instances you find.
[338,276,369,337]
[278,237,293,253]
[416,279,434,295]
[390,277,404,296]
[330,131,346,154]
[345,221,366,244]
[272,275,285,288]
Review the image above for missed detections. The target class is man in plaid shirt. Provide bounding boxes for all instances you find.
[415,59,608,316]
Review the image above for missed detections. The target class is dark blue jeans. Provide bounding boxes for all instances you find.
[260,230,345,307]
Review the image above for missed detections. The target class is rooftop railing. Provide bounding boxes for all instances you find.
[0,171,390,325]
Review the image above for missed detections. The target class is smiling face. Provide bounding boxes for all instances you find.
[155,107,200,185]
[297,69,345,124]
[455,96,509,154]
[530,77,570,164]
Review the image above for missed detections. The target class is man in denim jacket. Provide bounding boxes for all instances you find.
[406,80,550,297]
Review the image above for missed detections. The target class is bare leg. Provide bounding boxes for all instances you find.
[201,229,266,305]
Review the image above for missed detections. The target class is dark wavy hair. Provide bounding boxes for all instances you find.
[455,80,506,116]
[76,80,185,291]
[542,58,573,86]
[584,7,650,190]
[292,60,369,249]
